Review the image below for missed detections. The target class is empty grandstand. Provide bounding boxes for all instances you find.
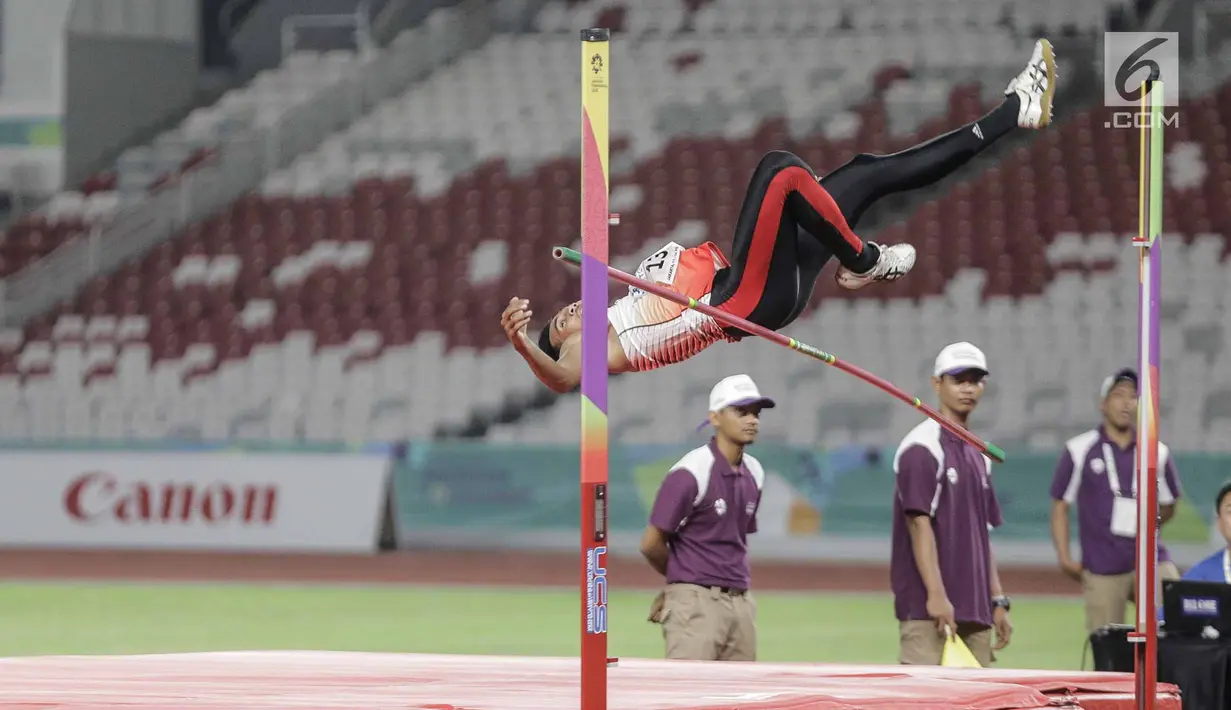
[0,0,1228,456]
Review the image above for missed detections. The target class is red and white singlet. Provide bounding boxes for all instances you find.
[607,240,736,372]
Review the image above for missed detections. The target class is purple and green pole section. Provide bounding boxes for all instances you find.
[1129,70,1164,710]
[579,26,612,710]
[552,245,1006,464]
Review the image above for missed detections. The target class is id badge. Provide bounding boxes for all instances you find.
[1111,496,1138,538]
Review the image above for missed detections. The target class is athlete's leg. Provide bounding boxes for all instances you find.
[819,97,1021,227]
[756,149,918,292]
[821,38,1057,228]
[709,150,823,334]
[709,149,896,336]
[702,34,1064,328]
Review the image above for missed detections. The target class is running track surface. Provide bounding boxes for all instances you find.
[0,548,1080,594]
[0,651,1180,710]
[0,550,1160,710]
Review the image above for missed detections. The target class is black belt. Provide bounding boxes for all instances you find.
[703,585,747,596]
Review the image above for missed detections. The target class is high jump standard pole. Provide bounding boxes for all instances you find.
[579,26,611,710]
[1129,67,1163,710]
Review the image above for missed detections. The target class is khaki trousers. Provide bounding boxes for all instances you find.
[1083,561,1180,633]
[660,583,757,661]
[898,620,994,666]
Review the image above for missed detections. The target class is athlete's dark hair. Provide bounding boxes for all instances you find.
[538,322,561,361]
[1216,480,1231,513]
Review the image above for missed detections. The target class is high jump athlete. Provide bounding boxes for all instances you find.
[502,39,1056,393]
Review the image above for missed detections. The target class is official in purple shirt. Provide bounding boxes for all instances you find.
[640,373,769,662]
[1049,368,1184,633]
[891,342,1011,667]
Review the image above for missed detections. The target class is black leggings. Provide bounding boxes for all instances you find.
[710,95,1021,334]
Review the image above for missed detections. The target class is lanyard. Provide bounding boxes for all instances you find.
[1102,443,1136,498]
[1224,549,1230,584]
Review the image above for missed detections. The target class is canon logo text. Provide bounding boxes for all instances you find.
[64,472,278,525]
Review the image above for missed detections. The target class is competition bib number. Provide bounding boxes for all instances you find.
[629,242,683,297]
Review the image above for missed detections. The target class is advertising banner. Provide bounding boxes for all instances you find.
[0,450,391,552]
[391,441,1228,549]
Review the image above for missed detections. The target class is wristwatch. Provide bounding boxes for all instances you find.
[992,595,1012,612]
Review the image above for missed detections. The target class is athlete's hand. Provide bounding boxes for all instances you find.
[501,296,533,349]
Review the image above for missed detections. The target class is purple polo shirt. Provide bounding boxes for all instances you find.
[891,420,1003,628]
[648,439,765,590]
[1049,427,1182,576]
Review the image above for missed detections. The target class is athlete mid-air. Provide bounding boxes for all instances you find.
[501,39,1057,393]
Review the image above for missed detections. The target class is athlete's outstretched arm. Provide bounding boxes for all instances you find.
[500,297,581,393]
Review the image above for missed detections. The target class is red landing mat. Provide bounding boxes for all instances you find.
[0,652,1181,709]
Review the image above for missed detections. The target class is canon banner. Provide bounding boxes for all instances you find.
[0,450,391,552]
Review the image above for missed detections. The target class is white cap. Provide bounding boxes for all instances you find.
[1100,367,1138,399]
[708,374,776,413]
[933,341,990,378]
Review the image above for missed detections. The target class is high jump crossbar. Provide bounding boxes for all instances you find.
[552,245,1007,464]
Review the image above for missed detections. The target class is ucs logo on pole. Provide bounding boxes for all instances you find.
[1104,32,1179,108]
[586,545,608,635]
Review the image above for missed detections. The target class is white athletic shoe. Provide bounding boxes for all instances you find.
[836,242,916,290]
[1005,38,1057,129]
